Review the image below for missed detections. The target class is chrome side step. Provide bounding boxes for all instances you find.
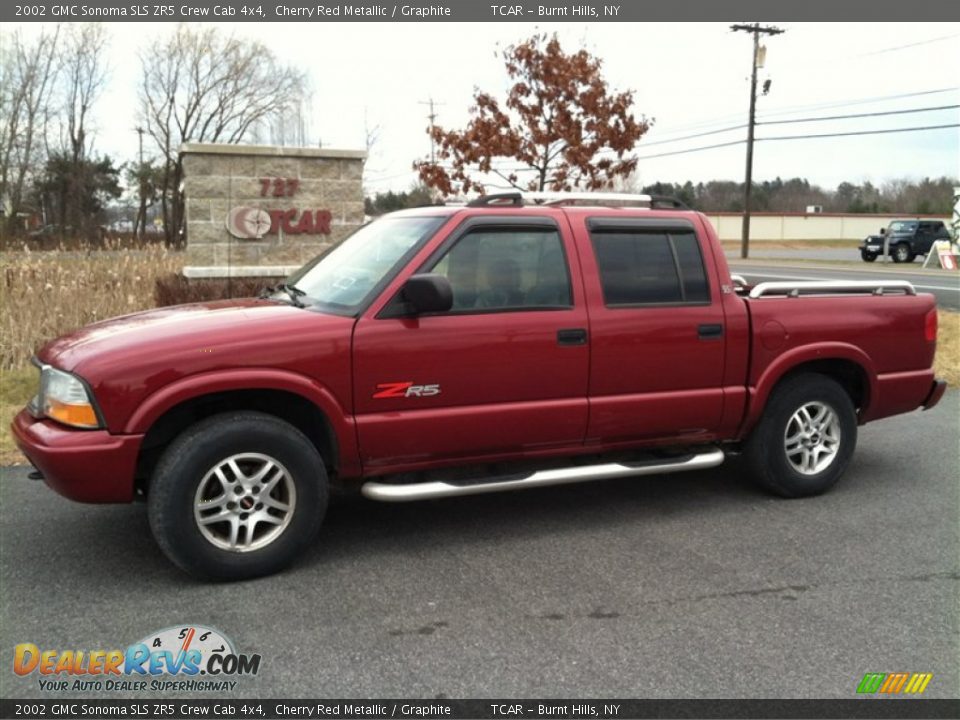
[361,448,725,502]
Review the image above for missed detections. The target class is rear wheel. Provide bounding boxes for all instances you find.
[148,411,328,580]
[745,373,857,498]
[892,243,914,263]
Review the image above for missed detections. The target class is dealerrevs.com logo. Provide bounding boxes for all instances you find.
[13,625,261,692]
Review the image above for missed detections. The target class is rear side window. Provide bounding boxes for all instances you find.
[589,229,710,306]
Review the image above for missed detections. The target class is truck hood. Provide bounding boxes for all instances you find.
[37,298,353,376]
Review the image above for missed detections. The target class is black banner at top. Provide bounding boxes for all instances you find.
[4,0,960,22]
[3,699,960,720]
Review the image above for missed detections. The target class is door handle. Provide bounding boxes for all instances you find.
[698,323,724,340]
[557,328,588,346]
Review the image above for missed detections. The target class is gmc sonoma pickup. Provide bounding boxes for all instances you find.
[12,192,947,579]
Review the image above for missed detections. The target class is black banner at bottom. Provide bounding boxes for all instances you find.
[3,699,960,720]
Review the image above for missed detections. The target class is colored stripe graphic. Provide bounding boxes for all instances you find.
[905,673,933,694]
[857,673,886,693]
[880,673,908,693]
[858,672,932,695]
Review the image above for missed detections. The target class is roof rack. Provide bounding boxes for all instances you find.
[465,191,690,210]
[748,280,916,299]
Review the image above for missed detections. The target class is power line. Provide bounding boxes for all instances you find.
[380,117,959,183]
[637,138,747,160]
[365,170,417,182]
[757,86,959,120]
[645,87,958,140]
[643,113,746,138]
[758,104,960,126]
[758,37,960,81]
[758,123,960,142]
[635,122,960,160]
[856,33,960,57]
[638,123,747,147]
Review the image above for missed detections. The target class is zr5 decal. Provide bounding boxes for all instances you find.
[373,382,441,399]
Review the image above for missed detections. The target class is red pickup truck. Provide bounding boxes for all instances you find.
[13,192,947,579]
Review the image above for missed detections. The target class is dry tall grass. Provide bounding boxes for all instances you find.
[936,309,960,388]
[1,244,182,370]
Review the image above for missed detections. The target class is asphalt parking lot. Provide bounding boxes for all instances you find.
[1,392,957,700]
[729,260,960,311]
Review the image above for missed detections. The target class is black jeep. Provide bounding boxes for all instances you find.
[860,219,952,263]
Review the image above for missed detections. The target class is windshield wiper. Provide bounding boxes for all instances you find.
[259,283,307,308]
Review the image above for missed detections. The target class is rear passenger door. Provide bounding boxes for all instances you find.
[574,217,727,443]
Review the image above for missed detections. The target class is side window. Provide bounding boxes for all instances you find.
[589,229,710,306]
[428,227,572,312]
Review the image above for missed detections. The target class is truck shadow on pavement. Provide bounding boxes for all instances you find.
[302,461,808,573]
[7,453,892,586]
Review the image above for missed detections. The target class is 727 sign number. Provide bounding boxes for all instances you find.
[260,177,299,198]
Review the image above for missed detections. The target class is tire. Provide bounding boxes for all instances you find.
[892,243,914,263]
[148,411,328,580]
[744,373,857,498]
[860,250,877,263]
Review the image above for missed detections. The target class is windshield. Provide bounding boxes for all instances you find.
[888,221,917,233]
[284,215,447,313]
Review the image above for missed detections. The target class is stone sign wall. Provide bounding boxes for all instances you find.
[180,142,366,272]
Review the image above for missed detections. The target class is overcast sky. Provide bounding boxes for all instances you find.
[15,21,960,195]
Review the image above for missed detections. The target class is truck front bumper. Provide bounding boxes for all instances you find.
[11,409,142,503]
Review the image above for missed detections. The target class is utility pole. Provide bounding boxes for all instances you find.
[418,97,444,164]
[134,126,146,240]
[731,23,784,259]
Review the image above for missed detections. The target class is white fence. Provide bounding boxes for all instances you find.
[704,212,950,242]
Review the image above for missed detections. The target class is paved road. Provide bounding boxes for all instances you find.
[729,261,960,311]
[725,248,857,262]
[1,393,957,700]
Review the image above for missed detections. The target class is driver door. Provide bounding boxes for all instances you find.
[352,216,590,473]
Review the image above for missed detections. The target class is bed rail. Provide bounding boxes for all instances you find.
[747,280,917,299]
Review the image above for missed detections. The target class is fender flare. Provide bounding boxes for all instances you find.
[742,343,878,435]
[123,368,358,474]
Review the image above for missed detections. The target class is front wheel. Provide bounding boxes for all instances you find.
[860,250,877,262]
[148,412,328,580]
[744,373,857,498]
[892,243,914,263]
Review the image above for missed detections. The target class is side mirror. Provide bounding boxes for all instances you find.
[880,227,887,235]
[401,274,453,314]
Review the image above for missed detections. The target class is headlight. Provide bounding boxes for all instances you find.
[34,364,102,429]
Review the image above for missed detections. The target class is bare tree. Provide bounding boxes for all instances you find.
[251,95,314,147]
[0,26,61,234]
[62,25,108,162]
[47,23,110,232]
[138,25,307,244]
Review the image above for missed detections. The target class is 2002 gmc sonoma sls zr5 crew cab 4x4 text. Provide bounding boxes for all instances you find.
[13,192,947,579]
